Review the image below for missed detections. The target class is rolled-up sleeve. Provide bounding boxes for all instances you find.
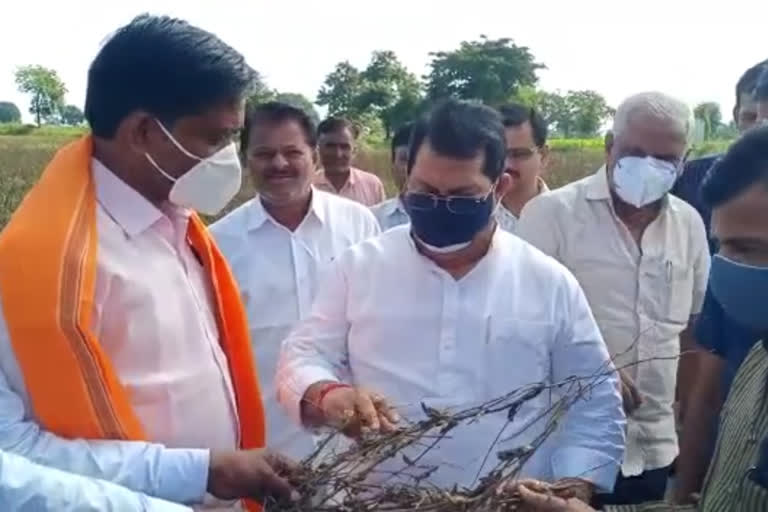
[276,257,352,426]
[0,303,209,505]
[549,270,626,492]
[0,449,193,511]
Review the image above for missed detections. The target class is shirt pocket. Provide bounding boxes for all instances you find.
[643,257,693,324]
[484,317,552,401]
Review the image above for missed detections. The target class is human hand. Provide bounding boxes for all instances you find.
[319,385,400,438]
[618,368,643,415]
[207,449,299,505]
[515,479,598,511]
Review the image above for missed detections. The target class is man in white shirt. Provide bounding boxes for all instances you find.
[517,92,710,506]
[0,15,296,510]
[371,122,412,230]
[211,102,380,460]
[495,104,550,233]
[0,449,191,512]
[276,99,625,503]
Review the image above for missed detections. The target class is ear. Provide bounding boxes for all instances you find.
[120,111,155,157]
[311,147,319,168]
[539,144,551,169]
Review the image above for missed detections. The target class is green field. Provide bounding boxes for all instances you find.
[0,131,730,229]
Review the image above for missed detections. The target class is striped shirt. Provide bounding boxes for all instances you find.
[610,341,768,511]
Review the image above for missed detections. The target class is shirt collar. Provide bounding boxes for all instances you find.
[92,158,165,237]
[248,187,326,231]
[382,196,406,217]
[315,167,357,189]
[585,165,612,201]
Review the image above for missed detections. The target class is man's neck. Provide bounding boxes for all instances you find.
[502,179,541,217]
[416,225,495,280]
[92,140,167,208]
[325,168,351,192]
[261,193,312,232]
[611,193,662,244]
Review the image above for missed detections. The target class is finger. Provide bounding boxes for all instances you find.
[265,451,300,477]
[371,394,401,423]
[629,383,643,407]
[354,391,380,431]
[377,410,397,433]
[518,485,566,511]
[257,470,297,504]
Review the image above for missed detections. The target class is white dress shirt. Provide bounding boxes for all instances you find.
[517,167,710,476]
[276,225,625,491]
[0,449,192,511]
[496,177,549,234]
[211,189,380,460]
[370,197,409,231]
[0,159,243,505]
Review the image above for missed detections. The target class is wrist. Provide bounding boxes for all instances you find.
[207,451,234,498]
[301,380,341,427]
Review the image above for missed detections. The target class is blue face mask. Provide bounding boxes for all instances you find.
[403,189,496,252]
[710,254,768,331]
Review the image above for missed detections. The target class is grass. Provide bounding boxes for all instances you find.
[0,133,731,229]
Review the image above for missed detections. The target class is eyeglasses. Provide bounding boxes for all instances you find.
[403,190,493,215]
[506,147,538,161]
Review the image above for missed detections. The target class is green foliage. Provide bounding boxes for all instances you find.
[60,104,85,126]
[0,123,88,137]
[425,36,544,105]
[0,102,21,123]
[274,92,320,124]
[317,62,364,117]
[14,65,67,126]
[694,102,724,141]
[246,72,277,109]
[513,89,613,137]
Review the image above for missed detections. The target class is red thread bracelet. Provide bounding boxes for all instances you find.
[318,382,351,406]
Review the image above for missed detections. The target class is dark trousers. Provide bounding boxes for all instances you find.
[592,465,672,506]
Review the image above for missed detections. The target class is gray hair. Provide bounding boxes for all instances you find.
[612,92,693,140]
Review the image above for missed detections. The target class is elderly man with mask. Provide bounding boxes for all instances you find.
[518,92,710,505]
[514,123,768,512]
[276,99,625,503]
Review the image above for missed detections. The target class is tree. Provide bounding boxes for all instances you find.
[14,65,67,126]
[0,101,21,123]
[565,90,614,137]
[356,51,423,138]
[316,61,364,118]
[425,36,544,105]
[61,104,85,125]
[694,102,723,140]
[274,92,320,124]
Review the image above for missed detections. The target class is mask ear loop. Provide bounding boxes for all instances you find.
[154,120,203,162]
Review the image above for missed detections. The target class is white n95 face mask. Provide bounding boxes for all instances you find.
[145,121,242,216]
[612,156,679,208]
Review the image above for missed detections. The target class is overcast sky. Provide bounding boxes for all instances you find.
[2,0,767,124]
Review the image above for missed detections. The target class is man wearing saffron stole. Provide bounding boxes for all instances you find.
[0,14,297,510]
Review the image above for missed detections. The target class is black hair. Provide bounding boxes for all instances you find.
[702,125,768,208]
[317,117,360,139]
[85,14,257,138]
[391,122,414,161]
[755,66,768,102]
[240,101,317,152]
[407,99,506,181]
[736,60,768,106]
[497,103,548,147]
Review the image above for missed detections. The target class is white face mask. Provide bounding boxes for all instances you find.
[145,121,242,215]
[611,156,679,208]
